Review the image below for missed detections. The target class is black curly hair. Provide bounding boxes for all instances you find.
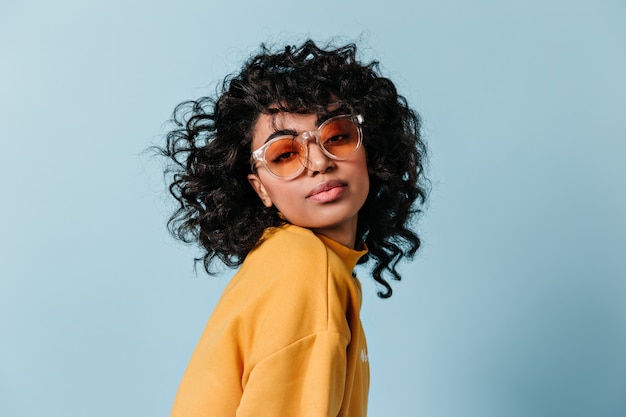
[161,39,428,298]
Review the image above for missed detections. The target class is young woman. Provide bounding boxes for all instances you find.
[161,39,428,417]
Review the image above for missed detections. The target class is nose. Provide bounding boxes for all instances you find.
[304,138,335,175]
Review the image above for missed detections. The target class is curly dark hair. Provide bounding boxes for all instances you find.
[161,39,428,298]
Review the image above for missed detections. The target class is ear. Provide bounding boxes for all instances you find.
[247,174,273,208]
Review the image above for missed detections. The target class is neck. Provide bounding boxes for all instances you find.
[312,217,358,249]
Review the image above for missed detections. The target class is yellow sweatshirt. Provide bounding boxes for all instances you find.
[170,224,369,417]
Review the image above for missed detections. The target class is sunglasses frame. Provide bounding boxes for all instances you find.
[250,114,364,180]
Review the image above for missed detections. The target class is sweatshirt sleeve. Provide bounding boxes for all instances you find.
[236,331,350,417]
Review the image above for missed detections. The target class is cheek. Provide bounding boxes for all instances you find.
[356,155,370,193]
[359,174,370,204]
[263,180,299,207]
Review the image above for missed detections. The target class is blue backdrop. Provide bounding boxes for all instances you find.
[1,1,625,416]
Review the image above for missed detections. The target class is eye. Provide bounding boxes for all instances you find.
[266,139,302,164]
[322,127,354,148]
[272,151,297,163]
[323,133,350,146]
[320,118,357,148]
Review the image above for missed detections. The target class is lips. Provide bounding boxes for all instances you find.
[306,180,347,203]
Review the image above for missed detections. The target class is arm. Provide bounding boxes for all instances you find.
[236,331,349,417]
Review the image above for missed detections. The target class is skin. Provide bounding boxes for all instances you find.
[247,112,370,249]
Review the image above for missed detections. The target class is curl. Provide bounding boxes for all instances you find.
[158,39,429,297]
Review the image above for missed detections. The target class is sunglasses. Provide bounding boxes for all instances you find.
[250,114,364,179]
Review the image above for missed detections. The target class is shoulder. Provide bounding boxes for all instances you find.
[253,224,326,257]
[224,224,352,316]
[247,225,352,276]
[240,225,331,278]
[215,224,353,349]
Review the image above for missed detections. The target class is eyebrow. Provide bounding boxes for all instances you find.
[264,129,299,143]
[262,110,348,144]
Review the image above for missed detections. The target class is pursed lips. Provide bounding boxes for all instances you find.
[306,179,347,198]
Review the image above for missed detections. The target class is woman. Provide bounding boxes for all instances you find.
[160,39,428,416]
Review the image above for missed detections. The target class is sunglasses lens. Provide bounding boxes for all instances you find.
[319,118,360,158]
[264,139,305,177]
[258,116,362,178]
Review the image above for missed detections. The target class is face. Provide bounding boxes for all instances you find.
[247,112,370,248]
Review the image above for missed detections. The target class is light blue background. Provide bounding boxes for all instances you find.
[1,1,625,416]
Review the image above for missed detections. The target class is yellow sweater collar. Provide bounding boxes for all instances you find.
[264,224,368,271]
[314,232,368,272]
